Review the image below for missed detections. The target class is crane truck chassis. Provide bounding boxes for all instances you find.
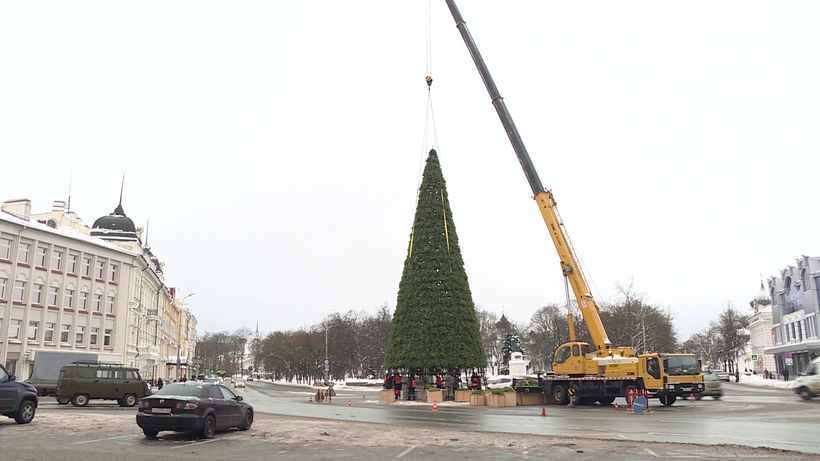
[443,0,703,406]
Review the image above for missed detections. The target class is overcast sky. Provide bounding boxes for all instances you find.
[2,1,818,341]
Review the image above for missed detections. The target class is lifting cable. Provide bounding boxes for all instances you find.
[409,0,441,260]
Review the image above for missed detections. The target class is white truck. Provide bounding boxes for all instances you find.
[793,357,820,400]
[25,350,99,396]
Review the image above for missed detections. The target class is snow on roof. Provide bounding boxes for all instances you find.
[0,210,139,257]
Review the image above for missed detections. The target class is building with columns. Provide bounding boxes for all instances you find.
[0,198,197,382]
[764,256,820,379]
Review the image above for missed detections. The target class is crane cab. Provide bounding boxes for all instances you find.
[553,342,592,376]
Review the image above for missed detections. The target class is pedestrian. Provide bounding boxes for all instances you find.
[567,386,577,408]
[157,377,164,390]
[784,368,790,381]
[407,374,417,401]
[470,372,479,390]
[436,374,444,389]
[181,376,187,383]
[451,373,459,398]
[384,372,394,390]
[393,372,402,400]
[735,369,740,383]
[444,374,454,401]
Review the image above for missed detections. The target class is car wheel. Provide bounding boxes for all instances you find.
[552,385,569,405]
[239,410,253,431]
[598,396,616,405]
[713,395,721,400]
[123,394,138,407]
[799,387,812,400]
[200,415,216,439]
[142,428,159,438]
[71,394,89,407]
[56,396,70,405]
[14,399,36,424]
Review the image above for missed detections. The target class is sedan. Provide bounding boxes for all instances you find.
[695,373,723,400]
[136,382,253,439]
[713,371,731,382]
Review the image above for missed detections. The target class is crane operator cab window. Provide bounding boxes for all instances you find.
[572,345,580,357]
[555,345,572,365]
[647,357,661,379]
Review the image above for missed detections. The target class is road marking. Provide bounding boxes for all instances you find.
[169,438,220,450]
[617,434,627,439]
[397,445,416,458]
[72,435,133,445]
[643,448,660,458]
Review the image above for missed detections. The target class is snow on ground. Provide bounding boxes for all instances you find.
[739,373,795,389]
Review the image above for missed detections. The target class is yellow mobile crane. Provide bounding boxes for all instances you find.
[444,0,703,406]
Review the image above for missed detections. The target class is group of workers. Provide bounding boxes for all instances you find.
[383,371,483,401]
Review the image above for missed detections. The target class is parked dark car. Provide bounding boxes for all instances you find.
[0,363,38,424]
[136,382,253,438]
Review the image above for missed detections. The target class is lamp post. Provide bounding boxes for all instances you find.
[324,323,339,385]
[177,293,195,380]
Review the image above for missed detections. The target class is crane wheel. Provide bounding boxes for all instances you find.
[552,385,569,405]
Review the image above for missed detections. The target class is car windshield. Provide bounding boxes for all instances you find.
[154,383,207,397]
[663,355,700,376]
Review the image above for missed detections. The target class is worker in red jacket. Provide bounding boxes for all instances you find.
[407,374,417,401]
[393,372,403,400]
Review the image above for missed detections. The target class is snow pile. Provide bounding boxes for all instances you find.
[739,373,794,389]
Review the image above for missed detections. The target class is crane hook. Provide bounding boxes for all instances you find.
[425,75,433,88]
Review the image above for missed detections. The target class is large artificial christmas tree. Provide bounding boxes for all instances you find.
[384,149,486,370]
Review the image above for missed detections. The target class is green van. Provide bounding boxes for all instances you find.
[56,362,151,407]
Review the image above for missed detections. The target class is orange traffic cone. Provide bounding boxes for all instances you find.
[540,407,547,417]
[432,401,438,414]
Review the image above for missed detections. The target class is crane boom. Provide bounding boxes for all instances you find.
[443,0,613,352]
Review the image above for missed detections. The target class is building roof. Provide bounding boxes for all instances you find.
[91,203,138,241]
[0,208,138,256]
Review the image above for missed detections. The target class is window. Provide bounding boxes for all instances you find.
[64,289,74,308]
[106,296,115,313]
[68,253,78,274]
[44,322,55,342]
[802,269,810,292]
[79,291,88,310]
[93,294,102,312]
[90,327,98,345]
[75,326,85,344]
[572,344,580,356]
[219,386,237,400]
[647,357,661,379]
[60,324,71,343]
[0,237,11,259]
[104,329,112,346]
[126,370,139,380]
[96,369,113,379]
[207,386,224,399]
[48,287,59,306]
[554,345,571,364]
[95,260,105,279]
[52,249,63,271]
[32,284,43,304]
[0,277,6,299]
[8,319,21,340]
[28,321,39,341]
[82,257,92,276]
[0,363,7,382]
[109,263,117,282]
[12,280,25,302]
[36,246,47,267]
[17,242,30,264]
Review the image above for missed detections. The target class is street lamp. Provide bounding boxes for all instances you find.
[325,323,339,385]
[177,293,195,380]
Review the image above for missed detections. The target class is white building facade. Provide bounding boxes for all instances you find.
[745,281,776,374]
[0,199,197,382]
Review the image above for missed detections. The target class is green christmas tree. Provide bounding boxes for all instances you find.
[384,149,486,370]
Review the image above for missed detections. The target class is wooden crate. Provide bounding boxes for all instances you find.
[454,389,472,402]
[516,392,545,406]
[426,388,443,403]
[469,393,485,406]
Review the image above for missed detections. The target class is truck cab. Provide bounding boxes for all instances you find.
[639,353,703,405]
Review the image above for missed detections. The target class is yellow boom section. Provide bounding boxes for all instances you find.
[535,190,612,353]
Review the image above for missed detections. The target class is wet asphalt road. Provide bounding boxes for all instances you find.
[246,380,820,454]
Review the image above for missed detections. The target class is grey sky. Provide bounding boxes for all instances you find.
[1,1,818,341]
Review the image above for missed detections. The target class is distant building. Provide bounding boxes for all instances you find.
[745,280,776,374]
[764,256,820,378]
[0,198,197,382]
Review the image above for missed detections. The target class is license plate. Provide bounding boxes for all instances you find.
[151,407,172,414]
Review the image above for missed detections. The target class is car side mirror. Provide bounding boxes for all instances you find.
[235,396,243,401]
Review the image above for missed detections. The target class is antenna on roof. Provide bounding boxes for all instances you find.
[119,174,125,206]
[145,217,149,247]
